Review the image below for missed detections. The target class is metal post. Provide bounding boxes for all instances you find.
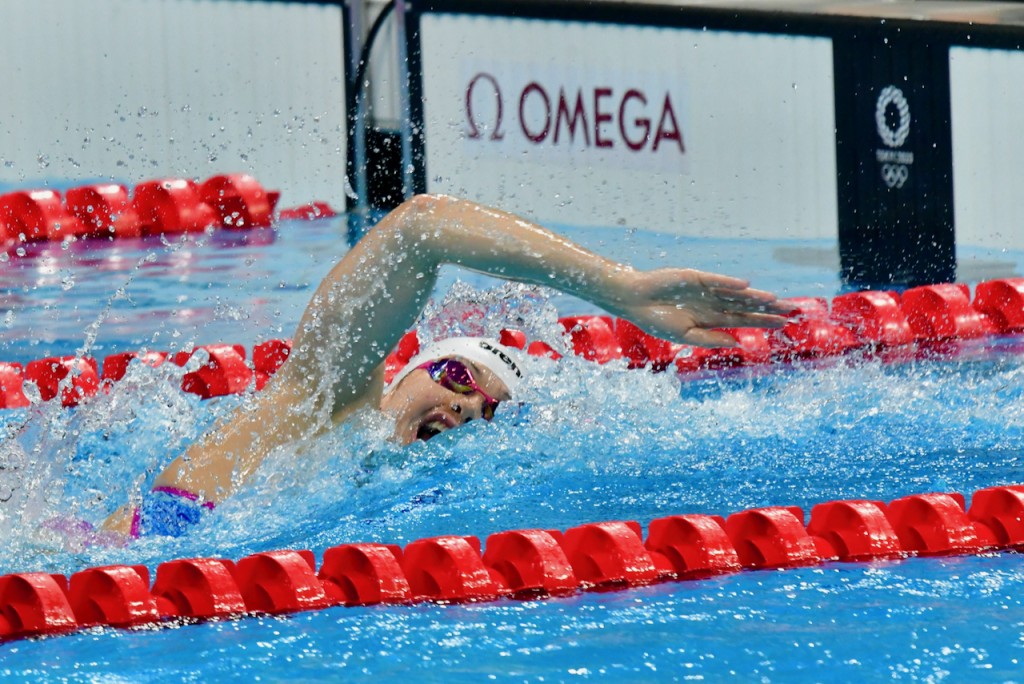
[348,0,370,217]
[394,0,414,199]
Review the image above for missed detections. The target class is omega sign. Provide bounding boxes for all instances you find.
[463,71,686,169]
[874,85,914,189]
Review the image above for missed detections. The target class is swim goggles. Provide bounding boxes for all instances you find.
[418,357,501,420]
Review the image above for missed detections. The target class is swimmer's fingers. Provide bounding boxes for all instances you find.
[691,270,750,291]
[710,288,791,315]
[679,327,742,348]
[634,306,786,347]
[640,269,784,313]
[642,268,746,297]
[694,310,789,330]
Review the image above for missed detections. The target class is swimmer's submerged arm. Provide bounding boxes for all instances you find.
[106,194,785,533]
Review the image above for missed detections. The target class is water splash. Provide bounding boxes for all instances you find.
[418,279,564,350]
[1,280,1024,579]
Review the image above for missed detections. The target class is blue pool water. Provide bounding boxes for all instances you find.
[2,214,1024,681]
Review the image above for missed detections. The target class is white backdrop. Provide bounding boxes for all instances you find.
[419,14,838,239]
[0,0,347,208]
[950,46,1024,251]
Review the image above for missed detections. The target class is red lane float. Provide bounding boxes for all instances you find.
[645,514,741,578]
[0,190,87,243]
[384,330,421,384]
[967,485,1024,548]
[497,327,564,360]
[277,201,338,221]
[65,184,142,239]
[886,492,995,555]
[401,536,507,602]
[725,507,820,569]
[133,179,218,236]
[559,316,622,364]
[973,278,1024,334]
[234,550,335,614]
[252,339,292,391]
[0,573,77,639]
[526,340,562,360]
[675,327,772,372]
[615,319,683,371]
[68,565,159,628]
[769,297,860,360]
[498,328,528,350]
[483,529,578,597]
[151,558,246,620]
[0,363,29,409]
[25,356,100,407]
[806,500,902,562]
[831,291,915,349]
[7,484,1024,643]
[0,173,342,255]
[9,276,1024,410]
[178,345,252,399]
[901,284,994,341]
[199,174,279,229]
[101,351,169,383]
[561,521,661,587]
[318,543,411,606]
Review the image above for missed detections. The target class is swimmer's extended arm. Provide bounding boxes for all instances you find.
[105,194,785,532]
[291,193,787,370]
[277,192,787,414]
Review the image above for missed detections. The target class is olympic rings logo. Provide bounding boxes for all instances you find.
[875,86,911,148]
[881,163,909,188]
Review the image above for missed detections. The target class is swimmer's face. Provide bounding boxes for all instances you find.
[379,357,512,444]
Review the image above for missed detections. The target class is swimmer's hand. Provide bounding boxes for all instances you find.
[609,268,791,348]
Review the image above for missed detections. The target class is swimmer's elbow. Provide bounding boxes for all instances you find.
[398,193,456,218]
[368,193,460,254]
[390,194,459,232]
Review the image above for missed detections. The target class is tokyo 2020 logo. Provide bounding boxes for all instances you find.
[875,86,910,149]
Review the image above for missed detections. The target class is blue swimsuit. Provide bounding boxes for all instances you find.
[131,486,215,537]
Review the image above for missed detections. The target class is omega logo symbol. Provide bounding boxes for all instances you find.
[464,72,685,155]
[465,73,505,141]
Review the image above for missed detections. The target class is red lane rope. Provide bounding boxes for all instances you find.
[0,173,338,252]
[2,277,1024,409]
[2,485,1024,642]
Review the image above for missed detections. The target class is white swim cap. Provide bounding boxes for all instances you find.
[386,336,524,395]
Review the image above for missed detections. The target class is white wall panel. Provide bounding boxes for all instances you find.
[950,46,1024,251]
[0,0,347,207]
[419,15,837,238]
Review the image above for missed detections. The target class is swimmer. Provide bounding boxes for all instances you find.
[103,194,790,537]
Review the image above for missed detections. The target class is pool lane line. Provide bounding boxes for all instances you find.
[3,278,1024,410]
[2,486,1023,642]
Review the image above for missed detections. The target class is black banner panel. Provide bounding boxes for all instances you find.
[833,33,956,287]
